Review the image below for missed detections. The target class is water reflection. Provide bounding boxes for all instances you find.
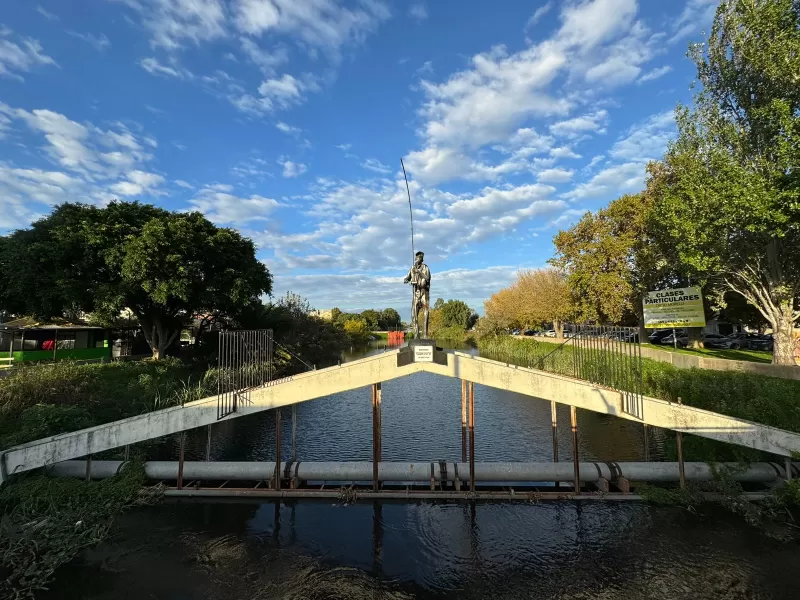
[50,499,799,599]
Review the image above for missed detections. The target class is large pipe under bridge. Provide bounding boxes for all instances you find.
[3,341,800,496]
[48,460,799,502]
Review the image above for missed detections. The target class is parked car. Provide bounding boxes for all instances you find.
[701,333,735,349]
[648,329,681,345]
[725,332,759,350]
[512,329,521,335]
[523,329,536,336]
[621,332,639,343]
[748,334,774,351]
[543,329,557,337]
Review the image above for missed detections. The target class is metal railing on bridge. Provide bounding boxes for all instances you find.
[531,324,644,420]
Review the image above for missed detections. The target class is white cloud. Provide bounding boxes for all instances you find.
[259,177,572,274]
[562,161,646,200]
[279,159,307,178]
[0,28,57,79]
[114,0,227,50]
[67,31,111,52]
[273,265,520,317]
[537,168,574,183]
[416,60,434,77]
[335,143,352,151]
[239,37,288,74]
[526,1,553,29]
[232,0,390,57]
[231,73,318,116]
[0,104,161,216]
[638,65,672,84]
[188,184,280,224]
[549,110,608,137]
[109,170,165,197]
[669,0,717,45]
[406,0,661,186]
[409,3,428,21]
[550,146,581,159]
[276,121,301,135]
[36,6,59,20]
[609,110,674,161]
[175,179,194,189]
[361,158,392,174]
[140,57,192,79]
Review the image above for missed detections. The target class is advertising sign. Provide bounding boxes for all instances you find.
[643,287,706,329]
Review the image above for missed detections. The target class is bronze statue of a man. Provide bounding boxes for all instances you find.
[403,251,431,338]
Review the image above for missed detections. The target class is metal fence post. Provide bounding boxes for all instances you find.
[469,382,475,492]
[676,397,686,489]
[372,383,382,491]
[461,380,467,463]
[177,432,185,490]
[274,408,282,490]
[205,425,212,461]
[571,406,580,495]
[292,404,297,463]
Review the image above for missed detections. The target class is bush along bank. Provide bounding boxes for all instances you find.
[0,459,157,599]
[477,335,800,531]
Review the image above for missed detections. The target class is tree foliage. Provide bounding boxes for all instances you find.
[485,269,574,335]
[647,0,800,364]
[379,308,402,329]
[343,319,371,345]
[551,193,672,329]
[1,202,272,359]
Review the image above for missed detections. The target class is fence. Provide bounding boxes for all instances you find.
[526,325,644,420]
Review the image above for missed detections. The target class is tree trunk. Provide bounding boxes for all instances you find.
[771,306,796,366]
[686,327,704,349]
[137,312,180,361]
[554,320,564,340]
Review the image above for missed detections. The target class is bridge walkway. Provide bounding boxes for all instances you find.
[2,348,799,483]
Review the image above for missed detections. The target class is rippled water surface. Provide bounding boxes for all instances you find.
[49,342,800,599]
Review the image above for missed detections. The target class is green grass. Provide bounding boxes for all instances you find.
[644,343,773,364]
[478,335,800,462]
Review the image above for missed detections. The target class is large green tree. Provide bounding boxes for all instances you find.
[379,308,401,329]
[1,202,272,359]
[649,0,800,364]
[439,299,475,330]
[551,194,671,336]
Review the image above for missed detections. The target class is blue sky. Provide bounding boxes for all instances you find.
[0,0,718,319]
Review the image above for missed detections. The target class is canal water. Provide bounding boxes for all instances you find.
[48,342,800,599]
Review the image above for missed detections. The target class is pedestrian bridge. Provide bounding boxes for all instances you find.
[3,343,799,489]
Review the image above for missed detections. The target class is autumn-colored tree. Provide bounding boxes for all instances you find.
[484,268,574,337]
[551,193,672,337]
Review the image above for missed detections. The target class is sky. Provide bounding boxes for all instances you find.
[0,0,719,320]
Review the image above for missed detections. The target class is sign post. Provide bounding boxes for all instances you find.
[643,287,706,347]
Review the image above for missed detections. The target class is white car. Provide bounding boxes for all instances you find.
[543,330,557,337]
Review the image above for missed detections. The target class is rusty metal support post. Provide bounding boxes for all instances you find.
[177,432,185,489]
[469,381,475,492]
[372,383,382,491]
[461,380,467,463]
[85,453,92,482]
[570,405,580,494]
[205,425,212,461]
[676,397,686,489]
[551,401,559,462]
[551,400,559,489]
[274,408,282,490]
[123,444,130,462]
[643,424,649,462]
[292,404,298,463]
